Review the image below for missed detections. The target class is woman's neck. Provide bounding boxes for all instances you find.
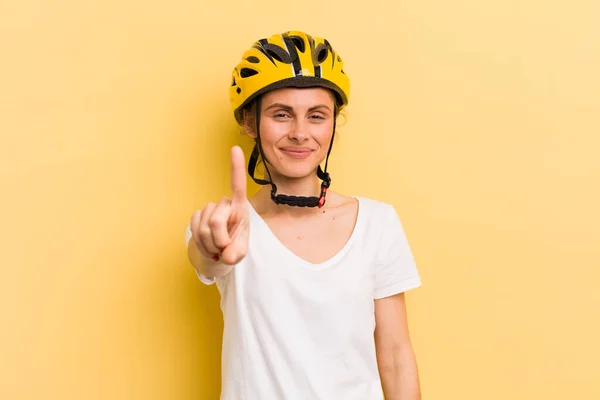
[250,174,324,217]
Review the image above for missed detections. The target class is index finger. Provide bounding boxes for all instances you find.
[230,146,247,204]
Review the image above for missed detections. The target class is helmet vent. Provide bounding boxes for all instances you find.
[240,68,258,78]
[236,87,242,94]
[246,56,260,63]
[262,43,292,64]
[289,36,305,53]
[315,44,328,64]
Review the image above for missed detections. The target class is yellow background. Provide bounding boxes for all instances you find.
[1,0,599,399]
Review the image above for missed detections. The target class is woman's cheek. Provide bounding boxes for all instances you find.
[262,123,288,143]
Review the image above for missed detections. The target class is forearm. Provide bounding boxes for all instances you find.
[378,346,421,400]
[187,238,234,278]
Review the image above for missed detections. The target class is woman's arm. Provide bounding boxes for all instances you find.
[374,292,421,400]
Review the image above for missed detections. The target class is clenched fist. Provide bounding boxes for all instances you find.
[190,146,249,266]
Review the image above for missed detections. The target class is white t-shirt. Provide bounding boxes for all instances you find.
[185,196,422,400]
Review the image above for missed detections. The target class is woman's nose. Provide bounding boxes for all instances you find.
[288,119,308,142]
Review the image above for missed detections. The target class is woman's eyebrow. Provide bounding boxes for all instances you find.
[307,104,332,112]
[264,103,293,111]
[263,103,332,112]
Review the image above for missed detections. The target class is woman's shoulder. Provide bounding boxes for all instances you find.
[355,195,397,216]
[353,196,410,240]
[329,192,398,219]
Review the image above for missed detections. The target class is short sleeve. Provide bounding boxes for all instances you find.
[373,205,422,299]
[185,222,216,285]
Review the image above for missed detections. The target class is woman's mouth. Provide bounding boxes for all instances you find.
[280,147,313,159]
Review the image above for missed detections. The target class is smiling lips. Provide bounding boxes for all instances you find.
[279,147,314,159]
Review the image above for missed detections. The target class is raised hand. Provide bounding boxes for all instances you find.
[190,146,250,266]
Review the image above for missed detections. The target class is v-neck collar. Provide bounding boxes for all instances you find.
[247,197,364,269]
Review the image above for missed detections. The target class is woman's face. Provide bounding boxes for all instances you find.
[246,87,336,180]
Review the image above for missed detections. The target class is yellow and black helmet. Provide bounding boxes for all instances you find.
[230,30,350,123]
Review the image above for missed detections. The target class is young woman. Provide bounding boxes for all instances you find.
[186,31,422,400]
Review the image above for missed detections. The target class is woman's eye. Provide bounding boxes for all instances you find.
[274,113,290,119]
[310,114,325,120]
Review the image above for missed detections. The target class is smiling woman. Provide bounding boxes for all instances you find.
[185,30,422,400]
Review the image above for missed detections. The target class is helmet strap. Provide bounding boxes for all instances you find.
[247,97,335,208]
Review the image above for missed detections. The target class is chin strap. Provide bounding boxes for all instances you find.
[247,97,335,208]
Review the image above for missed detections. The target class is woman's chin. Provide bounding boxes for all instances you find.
[273,166,320,180]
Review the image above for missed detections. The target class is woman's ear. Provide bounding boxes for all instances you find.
[242,109,257,138]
